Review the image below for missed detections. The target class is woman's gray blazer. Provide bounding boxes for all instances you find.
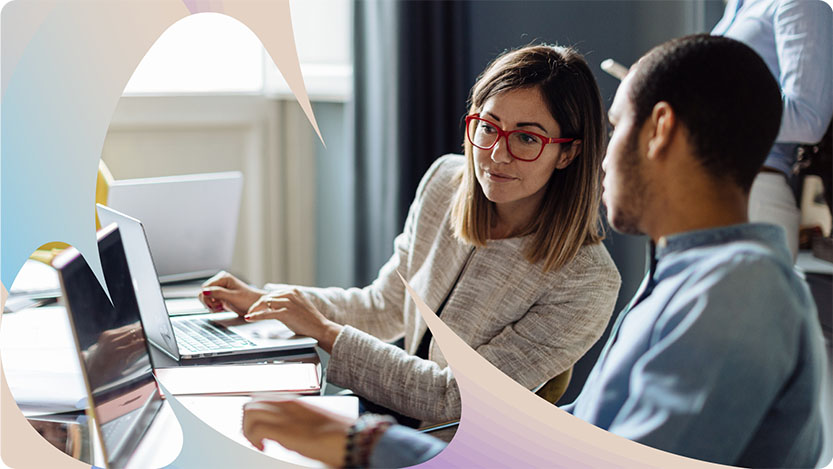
[270,154,621,428]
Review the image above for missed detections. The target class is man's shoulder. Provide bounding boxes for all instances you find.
[657,239,815,339]
[671,237,793,284]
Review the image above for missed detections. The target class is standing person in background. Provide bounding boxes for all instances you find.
[712,0,833,259]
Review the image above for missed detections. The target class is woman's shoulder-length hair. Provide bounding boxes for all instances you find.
[450,44,607,273]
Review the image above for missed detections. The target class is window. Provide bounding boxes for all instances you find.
[122,0,352,99]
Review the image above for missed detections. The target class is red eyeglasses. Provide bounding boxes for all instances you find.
[465,114,575,162]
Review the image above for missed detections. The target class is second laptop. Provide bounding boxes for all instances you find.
[97,204,317,362]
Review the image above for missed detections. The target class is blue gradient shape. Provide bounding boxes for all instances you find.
[1,1,323,468]
[1,1,184,293]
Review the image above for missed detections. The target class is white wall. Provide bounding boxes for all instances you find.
[101,95,318,288]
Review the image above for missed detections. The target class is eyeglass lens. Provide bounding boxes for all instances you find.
[467,117,543,161]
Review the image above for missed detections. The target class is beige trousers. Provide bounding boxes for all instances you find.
[748,172,800,260]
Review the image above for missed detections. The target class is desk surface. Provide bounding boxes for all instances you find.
[1,302,347,468]
[124,395,358,469]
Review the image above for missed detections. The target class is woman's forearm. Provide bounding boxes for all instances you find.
[328,326,463,423]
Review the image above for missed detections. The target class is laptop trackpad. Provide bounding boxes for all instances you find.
[210,315,300,341]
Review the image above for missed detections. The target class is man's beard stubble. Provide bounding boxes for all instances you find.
[608,129,649,236]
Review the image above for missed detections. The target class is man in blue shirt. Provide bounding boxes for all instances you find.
[241,35,828,468]
[568,34,826,468]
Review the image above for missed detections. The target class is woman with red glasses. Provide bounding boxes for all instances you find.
[201,44,620,440]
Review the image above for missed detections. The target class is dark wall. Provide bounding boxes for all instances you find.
[465,1,639,112]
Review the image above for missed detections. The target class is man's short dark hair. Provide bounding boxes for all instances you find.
[629,34,782,191]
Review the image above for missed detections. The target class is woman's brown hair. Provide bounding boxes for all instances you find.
[450,44,606,272]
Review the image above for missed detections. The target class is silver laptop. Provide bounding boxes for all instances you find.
[106,171,243,283]
[97,204,317,361]
[54,224,163,469]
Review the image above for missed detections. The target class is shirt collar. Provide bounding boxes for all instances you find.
[655,223,789,262]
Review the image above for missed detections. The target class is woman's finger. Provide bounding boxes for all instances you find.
[201,286,237,302]
[201,286,251,314]
[201,270,231,289]
[199,272,244,312]
[242,419,268,451]
[199,291,225,312]
[247,296,268,314]
[246,297,271,316]
[247,296,291,315]
[198,292,223,311]
[244,307,286,322]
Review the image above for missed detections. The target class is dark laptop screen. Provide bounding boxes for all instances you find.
[56,224,162,468]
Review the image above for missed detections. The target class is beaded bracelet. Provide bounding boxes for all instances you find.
[344,414,397,468]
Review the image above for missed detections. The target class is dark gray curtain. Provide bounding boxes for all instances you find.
[353,1,469,285]
[353,0,401,286]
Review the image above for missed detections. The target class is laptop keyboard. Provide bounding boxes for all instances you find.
[173,319,256,353]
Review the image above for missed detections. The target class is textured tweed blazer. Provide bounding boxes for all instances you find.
[278,154,620,427]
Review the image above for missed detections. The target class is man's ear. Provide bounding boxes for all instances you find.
[556,139,582,169]
[646,102,676,161]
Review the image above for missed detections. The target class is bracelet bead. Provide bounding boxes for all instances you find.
[343,414,397,468]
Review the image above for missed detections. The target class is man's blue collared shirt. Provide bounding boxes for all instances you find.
[368,223,827,468]
[564,223,827,467]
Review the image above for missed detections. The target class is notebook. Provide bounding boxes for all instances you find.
[154,362,320,396]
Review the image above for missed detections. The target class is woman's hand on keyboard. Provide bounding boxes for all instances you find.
[199,271,266,317]
[245,289,343,353]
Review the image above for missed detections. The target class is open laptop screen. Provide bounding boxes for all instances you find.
[106,171,243,283]
[55,224,162,468]
[97,204,181,360]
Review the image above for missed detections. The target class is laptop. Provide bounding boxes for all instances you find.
[97,204,317,361]
[54,224,163,469]
[106,171,243,283]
